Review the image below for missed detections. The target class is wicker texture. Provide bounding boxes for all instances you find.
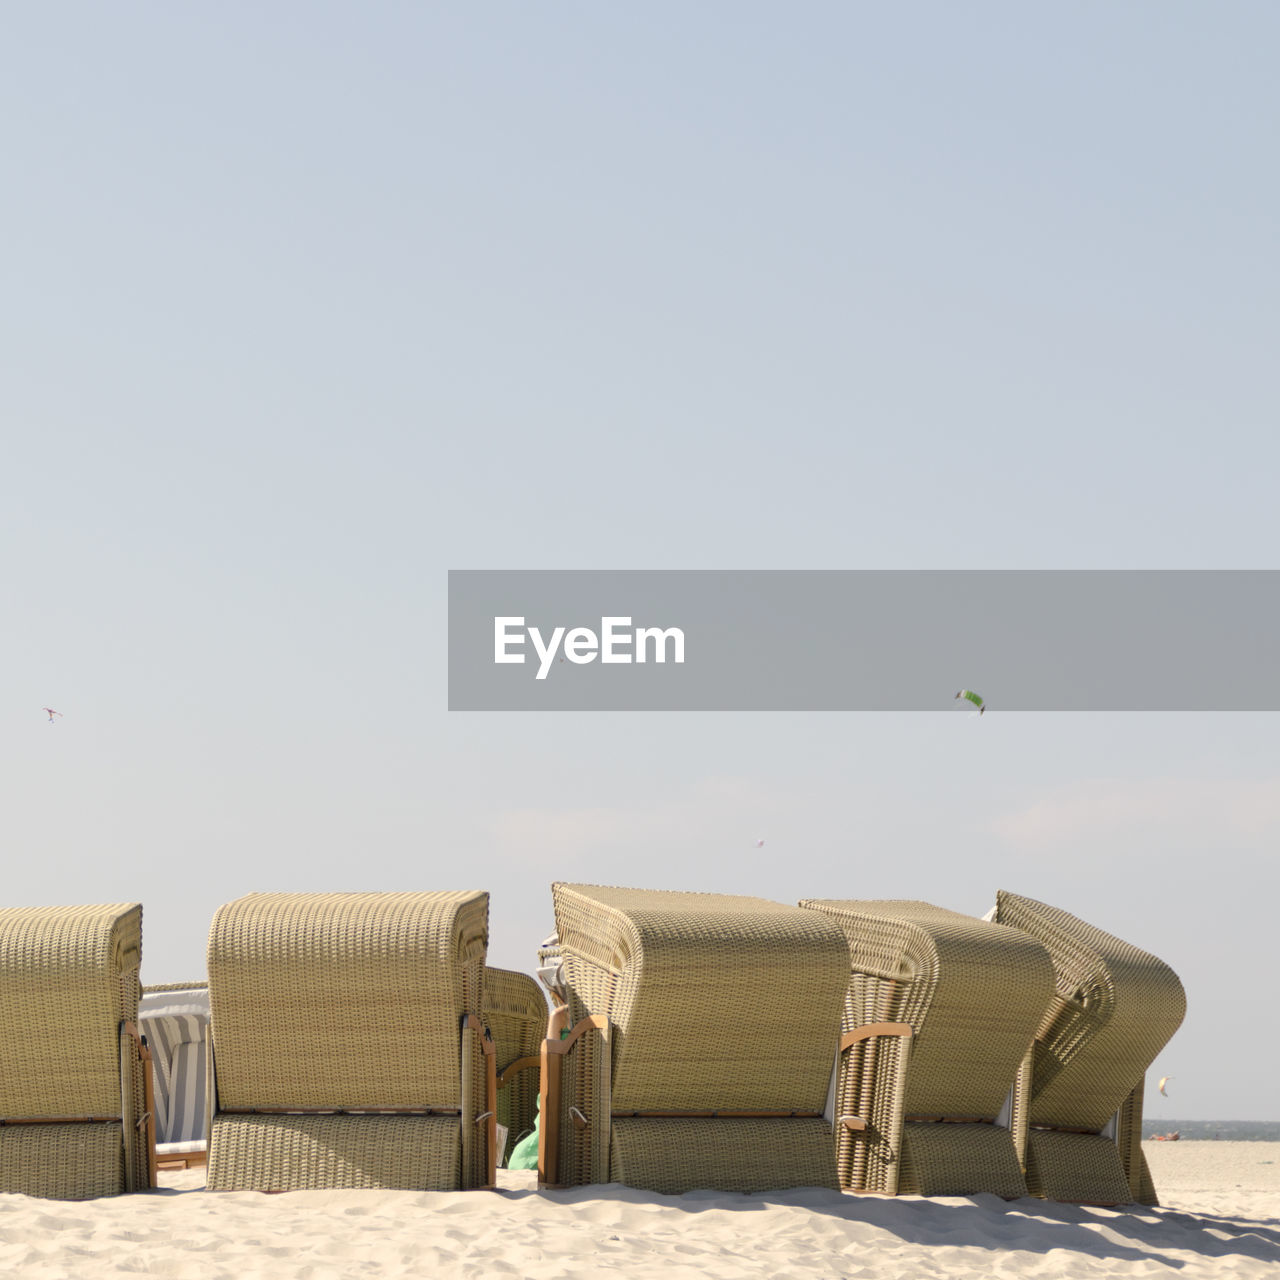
[895,1122,1031,1198]
[610,1118,837,1196]
[799,899,1054,1197]
[0,903,148,1199]
[995,891,1186,1205]
[206,890,489,1191]
[207,1113,461,1191]
[484,967,546,1154]
[0,1124,125,1201]
[1023,1130,1133,1204]
[1116,1076,1158,1205]
[546,883,848,1192]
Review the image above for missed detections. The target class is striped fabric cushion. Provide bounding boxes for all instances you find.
[148,1017,208,1145]
[141,990,210,1147]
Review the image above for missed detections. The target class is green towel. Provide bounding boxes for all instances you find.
[507,1101,539,1170]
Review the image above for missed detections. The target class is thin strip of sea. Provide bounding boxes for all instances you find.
[1152,1121,1280,1140]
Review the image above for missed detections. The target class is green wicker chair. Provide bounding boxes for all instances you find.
[993,890,1186,1206]
[206,890,494,1192]
[798,899,1055,1198]
[483,967,547,1163]
[538,883,849,1195]
[0,903,154,1199]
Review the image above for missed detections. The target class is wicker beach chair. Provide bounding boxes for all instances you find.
[798,899,1055,1198]
[483,967,547,1164]
[140,983,210,1170]
[206,890,495,1192]
[0,903,154,1199]
[993,890,1186,1206]
[538,883,849,1195]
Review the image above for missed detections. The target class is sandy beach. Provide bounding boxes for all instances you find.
[0,1143,1274,1279]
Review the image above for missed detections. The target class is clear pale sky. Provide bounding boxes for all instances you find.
[4,4,1278,1122]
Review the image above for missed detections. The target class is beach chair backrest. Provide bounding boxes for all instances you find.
[555,882,849,1115]
[801,898,1055,1119]
[208,891,489,1112]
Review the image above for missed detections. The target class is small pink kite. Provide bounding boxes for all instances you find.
[42,708,62,723]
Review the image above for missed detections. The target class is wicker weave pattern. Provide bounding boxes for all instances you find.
[0,904,142,1116]
[206,890,489,1191]
[483,967,547,1152]
[207,1113,460,1191]
[541,961,611,1188]
[547,883,847,1191]
[1116,1077,1157,1203]
[610,1118,836,1196]
[1023,1130,1132,1204]
[555,883,848,1114]
[799,899,1054,1196]
[0,1123,125,1201]
[995,891,1186,1130]
[897,1123,1029,1198]
[0,903,147,1199]
[995,891,1186,1206]
[208,891,487,1111]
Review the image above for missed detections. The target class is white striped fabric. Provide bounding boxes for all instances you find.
[140,989,210,1147]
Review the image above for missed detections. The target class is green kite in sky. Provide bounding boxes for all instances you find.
[954,689,985,715]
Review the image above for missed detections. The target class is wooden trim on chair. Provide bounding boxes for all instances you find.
[538,1007,568,1187]
[219,1106,463,1117]
[904,1114,997,1125]
[839,1022,914,1052]
[0,1115,121,1125]
[156,1149,208,1172]
[611,1110,823,1119]
[548,1015,608,1057]
[497,1055,541,1090]
[134,1025,159,1188]
[1029,1123,1107,1137]
[538,1009,608,1188]
[120,1020,156,1190]
[463,1014,498,1188]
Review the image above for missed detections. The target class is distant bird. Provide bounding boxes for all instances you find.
[42,707,62,724]
[1158,1076,1173,1097]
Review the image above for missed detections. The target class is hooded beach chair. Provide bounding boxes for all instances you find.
[0,903,154,1199]
[206,890,495,1191]
[993,890,1186,1205]
[798,899,1055,1197]
[483,967,547,1165]
[537,883,849,1195]
[140,982,210,1169]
